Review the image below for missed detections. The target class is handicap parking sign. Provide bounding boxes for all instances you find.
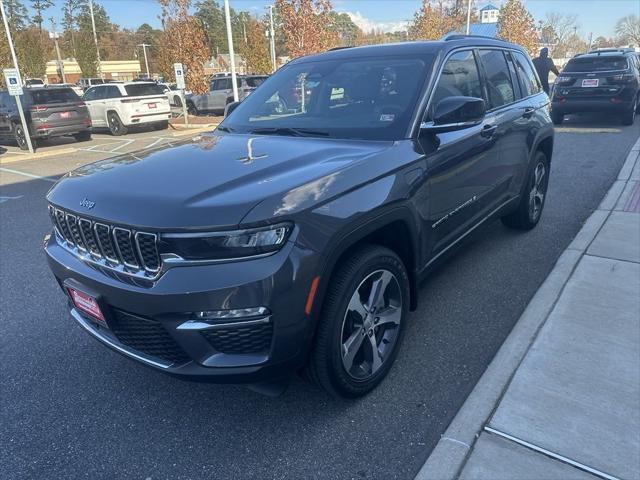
[3,68,23,96]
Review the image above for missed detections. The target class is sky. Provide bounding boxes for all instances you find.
[41,0,640,39]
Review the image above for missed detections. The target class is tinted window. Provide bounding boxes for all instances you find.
[245,77,267,88]
[83,87,98,101]
[505,52,522,99]
[29,88,80,104]
[564,56,628,72]
[124,83,164,96]
[90,79,105,85]
[514,52,541,97]
[479,50,515,108]
[223,55,433,141]
[432,50,482,108]
[104,86,122,98]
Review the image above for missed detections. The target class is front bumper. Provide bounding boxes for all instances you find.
[45,233,320,383]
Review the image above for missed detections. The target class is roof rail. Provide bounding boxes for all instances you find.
[587,47,634,55]
[442,34,507,42]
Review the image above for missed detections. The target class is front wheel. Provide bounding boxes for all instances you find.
[107,112,127,136]
[186,102,198,116]
[306,245,409,398]
[502,151,550,230]
[551,111,564,125]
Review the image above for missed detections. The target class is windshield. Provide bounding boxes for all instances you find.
[222,55,433,140]
[564,56,628,72]
[245,77,268,88]
[124,83,165,96]
[29,88,79,104]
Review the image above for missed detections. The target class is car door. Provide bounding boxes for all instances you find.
[83,86,107,127]
[210,78,231,111]
[476,48,529,202]
[423,49,502,254]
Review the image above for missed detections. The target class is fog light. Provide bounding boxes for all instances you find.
[195,307,269,321]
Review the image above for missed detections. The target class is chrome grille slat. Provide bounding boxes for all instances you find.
[47,205,161,280]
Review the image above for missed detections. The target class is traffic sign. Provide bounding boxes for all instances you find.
[174,63,185,90]
[3,68,23,96]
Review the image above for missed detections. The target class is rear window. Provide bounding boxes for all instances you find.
[29,88,79,104]
[124,83,165,96]
[564,56,628,73]
[245,77,267,88]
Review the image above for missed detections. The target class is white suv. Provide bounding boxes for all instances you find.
[82,82,171,135]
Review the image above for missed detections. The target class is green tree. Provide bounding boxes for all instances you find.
[61,0,83,56]
[2,0,30,31]
[327,11,361,47]
[30,0,54,32]
[15,27,52,78]
[238,16,271,74]
[408,0,466,41]
[75,30,98,76]
[275,0,337,58]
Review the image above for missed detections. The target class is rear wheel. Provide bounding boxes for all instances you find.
[173,95,182,107]
[306,245,409,398]
[551,111,564,125]
[502,151,550,230]
[74,130,92,142]
[621,95,638,126]
[186,102,198,116]
[13,123,29,151]
[107,111,127,136]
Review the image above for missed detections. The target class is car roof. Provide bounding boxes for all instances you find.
[289,37,526,65]
[573,51,631,59]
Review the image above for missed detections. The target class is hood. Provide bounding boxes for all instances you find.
[47,133,393,230]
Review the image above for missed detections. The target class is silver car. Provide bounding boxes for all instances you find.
[186,75,268,115]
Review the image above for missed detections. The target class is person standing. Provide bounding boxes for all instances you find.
[532,47,560,95]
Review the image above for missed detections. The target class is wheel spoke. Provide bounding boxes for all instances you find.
[346,294,367,321]
[342,329,365,371]
[366,271,393,312]
[367,333,383,373]
[375,305,401,327]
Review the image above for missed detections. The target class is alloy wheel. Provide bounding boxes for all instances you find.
[529,162,547,223]
[340,269,402,380]
[14,125,26,149]
[109,114,120,134]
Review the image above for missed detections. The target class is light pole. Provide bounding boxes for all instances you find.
[268,5,276,72]
[465,0,473,35]
[88,0,103,78]
[137,43,151,78]
[50,18,67,83]
[223,0,239,102]
[0,0,34,154]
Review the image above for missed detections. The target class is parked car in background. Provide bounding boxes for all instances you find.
[0,86,91,150]
[160,83,183,106]
[77,78,106,91]
[551,48,640,125]
[24,78,45,88]
[82,81,171,135]
[53,83,85,98]
[45,38,554,398]
[186,75,268,115]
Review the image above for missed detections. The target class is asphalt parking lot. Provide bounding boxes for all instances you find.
[1,113,639,479]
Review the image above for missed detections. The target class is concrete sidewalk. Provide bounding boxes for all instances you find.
[417,136,640,480]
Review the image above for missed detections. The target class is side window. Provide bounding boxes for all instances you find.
[478,49,516,109]
[514,52,541,97]
[105,86,121,99]
[211,79,221,91]
[505,52,522,100]
[220,78,232,90]
[83,87,97,101]
[431,50,483,111]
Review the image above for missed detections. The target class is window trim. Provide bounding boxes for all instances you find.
[512,50,542,98]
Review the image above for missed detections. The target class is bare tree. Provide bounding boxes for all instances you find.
[543,12,578,57]
[615,15,640,46]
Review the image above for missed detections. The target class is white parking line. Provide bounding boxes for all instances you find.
[0,195,24,204]
[0,167,58,183]
[78,139,134,154]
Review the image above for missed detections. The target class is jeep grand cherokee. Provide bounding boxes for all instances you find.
[45,37,554,398]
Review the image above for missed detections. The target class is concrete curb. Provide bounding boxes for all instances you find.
[415,133,640,480]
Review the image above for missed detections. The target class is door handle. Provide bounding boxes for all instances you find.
[522,107,535,119]
[480,124,498,138]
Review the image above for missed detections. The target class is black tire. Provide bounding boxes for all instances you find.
[13,123,29,151]
[621,96,638,126]
[73,130,92,142]
[551,111,564,125]
[502,151,550,230]
[306,245,409,398]
[173,95,182,107]
[153,120,169,131]
[186,102,198,116]
[107,111,127,136]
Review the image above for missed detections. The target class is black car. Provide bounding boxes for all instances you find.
[0,86,92,150]
[45,37,554,398]
[551,48,640,125]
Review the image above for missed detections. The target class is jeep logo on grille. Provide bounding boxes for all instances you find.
[79,198,95,210]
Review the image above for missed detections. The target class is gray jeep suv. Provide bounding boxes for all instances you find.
[45,38,554,398]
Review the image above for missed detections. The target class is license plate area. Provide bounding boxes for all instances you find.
[148,103,157,109]
[60,111,71,118]
[67,287,108,327]
[581,79,599,87]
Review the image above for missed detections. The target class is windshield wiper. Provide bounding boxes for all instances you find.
[249,127,330,137]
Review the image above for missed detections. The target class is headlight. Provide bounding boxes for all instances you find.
[160,223,292,261]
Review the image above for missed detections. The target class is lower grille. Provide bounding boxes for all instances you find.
[110,310,190,365]
[200,322,273,354]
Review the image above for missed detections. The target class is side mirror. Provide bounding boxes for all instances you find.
[421,96,486,133]
[224,101,241,117]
